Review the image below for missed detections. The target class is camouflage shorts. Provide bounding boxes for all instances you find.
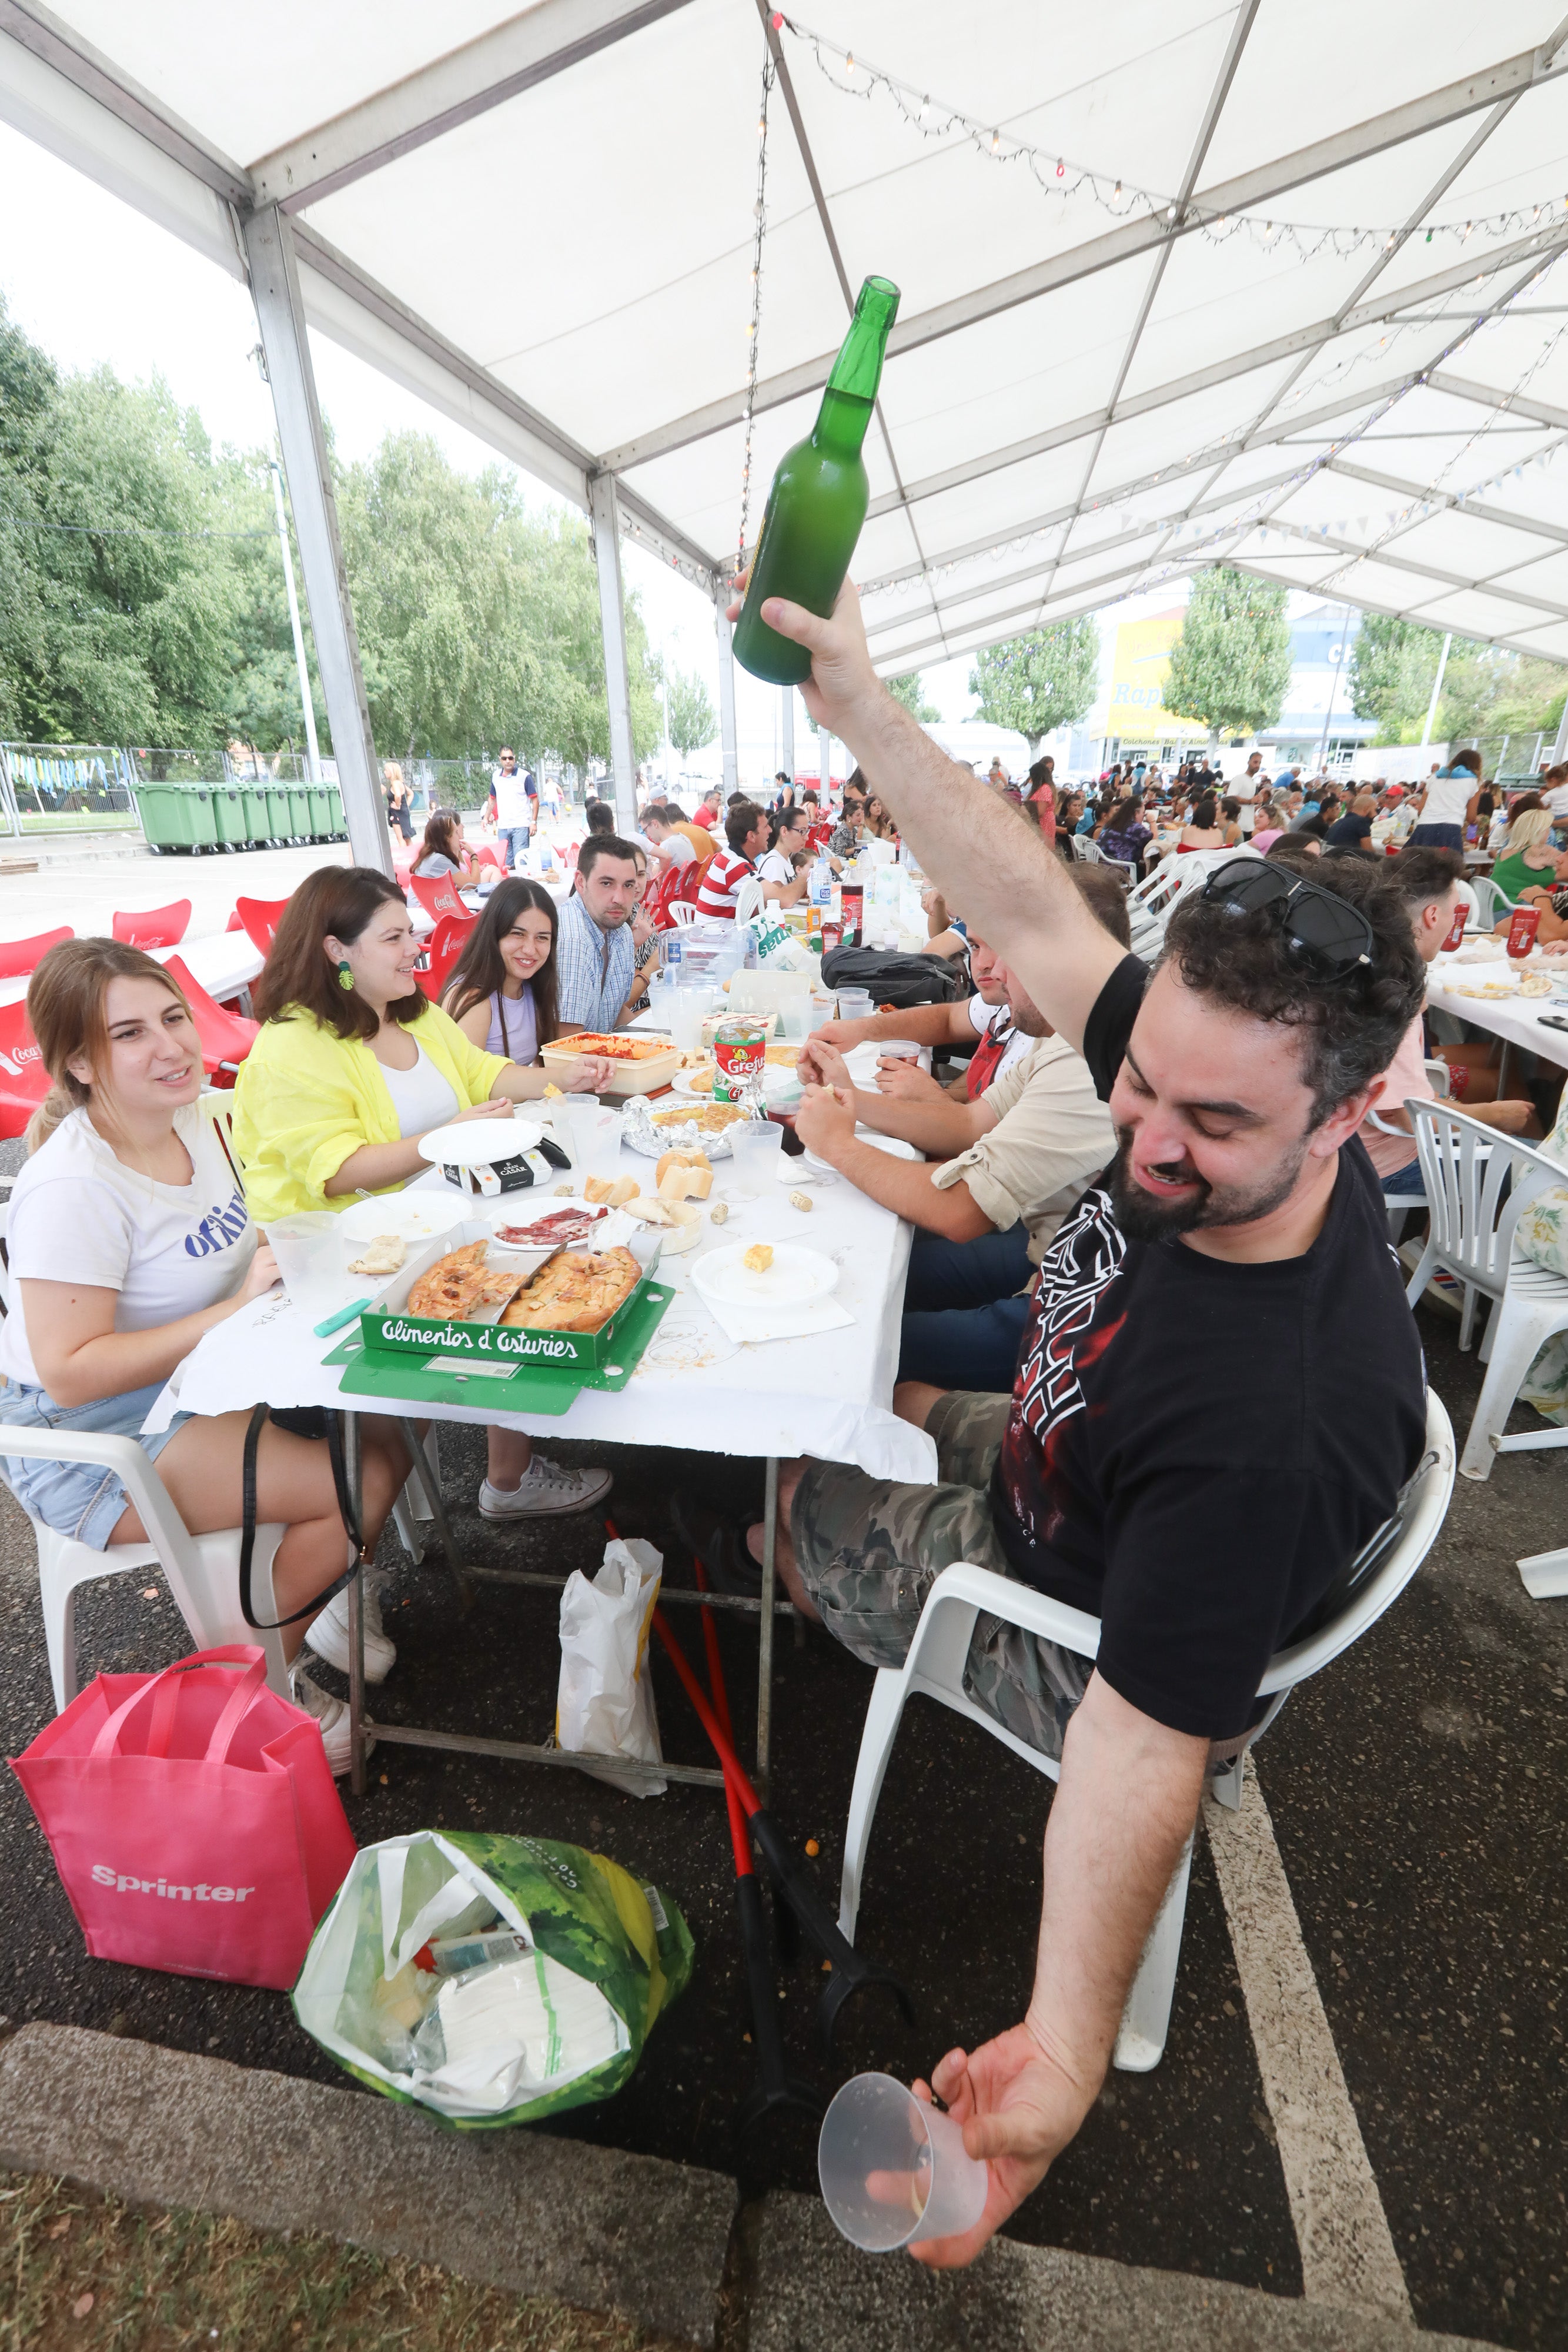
[790,1390,1092,1763]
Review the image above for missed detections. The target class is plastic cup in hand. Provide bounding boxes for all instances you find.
[562,1099,623,1183]
[875,1039,921,1086]
[267,1211,345,1307]
[818,2073,988,2252]
[730,1120,784,1197]
[807,996,837,1031]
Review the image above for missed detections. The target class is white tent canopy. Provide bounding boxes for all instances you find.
[7,0,1568,826]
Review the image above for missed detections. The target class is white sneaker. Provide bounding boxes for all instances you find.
[290,1665,375,1777]
[479,1456,613,1518]
[303,1579,397,1682]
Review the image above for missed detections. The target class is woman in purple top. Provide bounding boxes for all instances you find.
[442,878,562,1063]
[1096,795,1154,875]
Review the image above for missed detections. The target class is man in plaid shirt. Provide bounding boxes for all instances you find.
[557,834,641,1032]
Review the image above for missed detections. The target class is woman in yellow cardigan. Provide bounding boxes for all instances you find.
[233,866,616,1523]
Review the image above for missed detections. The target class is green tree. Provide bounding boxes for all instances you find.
[0,335,246,748]
[887,670,939,722]
[1348,616,1445,745]
[968,617,1099,753]
[664,665,716,757]
[1164,568,1291,746]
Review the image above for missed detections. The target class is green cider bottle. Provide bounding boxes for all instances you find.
[731,274,900,686]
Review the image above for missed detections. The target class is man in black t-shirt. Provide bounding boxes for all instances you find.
[1324,789,1378,854]
[698,570,1430,2269]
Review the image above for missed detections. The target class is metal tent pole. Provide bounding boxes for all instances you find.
[268,457,322,784]
[587,473,639,836]
[781,684,795,783]
[1552,697,1568,764]
[716,599,739,798]
[819,723,833,796]
[242,205,387,876]
[1420,632,1453,750]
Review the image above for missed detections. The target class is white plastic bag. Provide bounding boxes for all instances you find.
[556,1537,666,1796]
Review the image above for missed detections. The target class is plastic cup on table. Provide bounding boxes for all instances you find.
[266,1211,344,1307]
[835,988,875,1024]
[669,988,713,1055]
[817,2073,988,2253]
[778,994,811,1043]
[561,1099,624,1184]
[729,1120,785,1197]
[807,996,837,1032]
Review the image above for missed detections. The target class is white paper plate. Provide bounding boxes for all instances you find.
[691,1240,839,1309]
[416,1115,544,1168]
[338,1192,473,1245]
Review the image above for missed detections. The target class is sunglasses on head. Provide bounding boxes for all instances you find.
[1198,857,1375,977]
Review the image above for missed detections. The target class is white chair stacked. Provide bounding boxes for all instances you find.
[1404,1099,1568,1482]
[837,1391,1454,2072]
[1125,844,1262,960]
[731,873,767,927]
[1465,874,1514,932]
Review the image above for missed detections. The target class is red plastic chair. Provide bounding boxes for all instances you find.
[415,914,477,1002]
[235,896,290,958]
[472,844,504,874]
[647,861,686,932]
[408,870,468,927]
[0,1002,51,1138]
[162,955,259,1083]
[225,910,245,933]
[806,824,833,853]
[112,900,190,950]
[0,926,72,981]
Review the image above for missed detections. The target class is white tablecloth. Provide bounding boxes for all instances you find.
[155,1134,936,1486]
[1427,956,1568,1073]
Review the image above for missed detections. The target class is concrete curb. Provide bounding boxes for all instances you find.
[0,2024,734,2347]
[747,2191,1502,2350]
[0,2025,1506,2351]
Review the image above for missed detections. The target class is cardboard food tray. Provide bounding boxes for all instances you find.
[539,1034,679,1096]
[324,1275,674,1411]
[353,1227,664,1373]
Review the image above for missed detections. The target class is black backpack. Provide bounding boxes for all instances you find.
[820,944,972,1007]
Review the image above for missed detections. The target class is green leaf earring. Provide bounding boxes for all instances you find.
[337,959,355,991]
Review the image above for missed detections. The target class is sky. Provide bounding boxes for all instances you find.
[0,118,1186,777]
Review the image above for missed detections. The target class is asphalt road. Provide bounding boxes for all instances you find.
[0,1298,1562,2346]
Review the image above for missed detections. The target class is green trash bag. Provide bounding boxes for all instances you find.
[292,1829,693,2129]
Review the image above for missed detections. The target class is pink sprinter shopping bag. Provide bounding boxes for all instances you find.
[10,1645,357,1989]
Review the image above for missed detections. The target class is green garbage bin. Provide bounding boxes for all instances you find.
[306,784,335,840]
[329,783,347,840]
[239,783,270,844]
[133,781,215,854]
[285,784,312,838]
[210,786,246,849]
[262,784,292,841]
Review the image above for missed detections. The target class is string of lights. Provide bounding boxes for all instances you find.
[735,51,775,573]
[770,11,1568,266]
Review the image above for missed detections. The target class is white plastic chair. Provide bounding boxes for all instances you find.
[0,1189,288,1709]
[1,1426,289,1711]
[1369,1060,1452,1239]
[1404,1099,1568,1479]
[838,1391,1454,2072]
[1465,874,1514,931]
[732,874,766,926]
[668,899,701,927]
[1126,844,1261,958]
[1072,837,1135,886]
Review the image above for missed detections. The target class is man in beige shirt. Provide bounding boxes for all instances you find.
[795,870,1122,1389]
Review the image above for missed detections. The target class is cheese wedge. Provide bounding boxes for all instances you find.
[347,1234,406,1277]
[583,1174,637,1207]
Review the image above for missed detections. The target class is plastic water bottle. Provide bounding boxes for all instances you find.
[664,934,682,974]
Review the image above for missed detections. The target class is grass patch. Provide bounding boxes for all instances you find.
[0,2171,688,2352]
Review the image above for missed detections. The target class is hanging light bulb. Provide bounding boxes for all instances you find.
[1263,220,1276,239]
[844,48,854,69]
[990,129,1001,152]
[1114,179,1122,197]
[918,94,930,118]
[1056,158,1065,178]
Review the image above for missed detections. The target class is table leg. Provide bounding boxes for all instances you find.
[343,1412,366,1799]
[757,1456,777,1799]
[1496,1040,1513,1100]
[396,1417,473,1610]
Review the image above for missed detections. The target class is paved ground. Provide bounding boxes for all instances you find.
[0,1295,1563,2342]
[0,836,353,943]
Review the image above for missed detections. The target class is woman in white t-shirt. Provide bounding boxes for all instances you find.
[0,940,409,1768]
[1409,750,1479,851]
[757,807,811,906]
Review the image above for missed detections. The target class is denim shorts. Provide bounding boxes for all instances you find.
[0,1377,192,1551]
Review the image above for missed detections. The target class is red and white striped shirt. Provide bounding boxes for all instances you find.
[694,846,756,919]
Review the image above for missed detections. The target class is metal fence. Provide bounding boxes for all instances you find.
[0,743,138,833]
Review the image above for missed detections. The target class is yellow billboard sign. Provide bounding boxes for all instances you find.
[1108,607,1206,739]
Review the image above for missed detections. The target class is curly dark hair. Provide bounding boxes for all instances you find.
[1160,854,1425,1125]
